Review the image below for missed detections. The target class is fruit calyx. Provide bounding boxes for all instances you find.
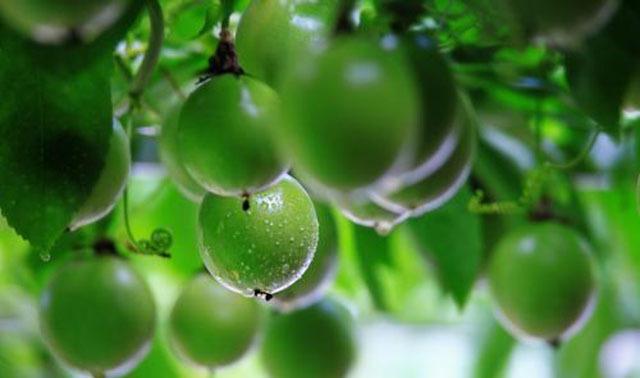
[205,29,245,79]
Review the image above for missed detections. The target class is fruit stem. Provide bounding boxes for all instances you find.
[205,29,244,77]
[334,0,357,34]
[129,0,165,101]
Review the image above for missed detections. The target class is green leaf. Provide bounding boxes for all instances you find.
[353,225,394,312]
[407,187,482,308]
[0,26,114,252]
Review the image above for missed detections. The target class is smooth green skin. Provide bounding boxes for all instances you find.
[280,36,419,192]
[159,107,206,202]
[168,274,262,368]
[401,32,458,171]
[178,75,287,196]
[488,223,596,341]
[0,0,129,33]
[377,109,475,217]
[273,202,338,311]
[502,0,615,44]
[236,0,338,88]
[261,298,356,378]
[40,256,155,375]
[198,175,319,296]
[70,119,130,230]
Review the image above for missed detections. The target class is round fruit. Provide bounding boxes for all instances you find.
[158,107,206,202]
[387,32,459,186]
[168,274,262,368]
[338,195,408,235]
[198,175,319,297]
[261,298,356,378]
[273,202,338,311]
[279,35,419,192]
[0,0,130,43]
[69,119,130,231]
[40,255,155,375]
[374,108,475,217]
[488,223,596,341]
[501,0,617,45]
[236,0,338,87]
[178,74,287,196]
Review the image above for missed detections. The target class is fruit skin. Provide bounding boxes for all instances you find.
[273,202,338,311]
[397,32,459,180]
[0,0,130,41]
[168,274,262,368]
[280,35,419,192]
[501,0,617,45]
[236,0,338,87]
[488,223,596,341]
[198,175,319,296]
[374,107,475,217]
[158,107,206,202]
[69,119,130,230]
[261,298,356,378]
[178,75,287,196]
[40,256,156,375]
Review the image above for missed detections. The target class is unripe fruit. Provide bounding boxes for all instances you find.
[273,202,338,311]
[198,175,319,297]
[0,0,130,43]
[488,223,596,341]
[236,0,338,87]
[279,35,419,192]
[40,256,155,376]
[374,108,475,217]
[168,274,262,368]
[386,32,459,187]
[178,75,287,196]
[158,108,206,202]
[338,195,409,235]
[261,298,356,378]
[69,119,130,230]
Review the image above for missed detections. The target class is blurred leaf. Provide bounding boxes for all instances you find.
[407,187,482,308]
[473,318,515,378]
[0,26,114,252]
[353,225,394,312]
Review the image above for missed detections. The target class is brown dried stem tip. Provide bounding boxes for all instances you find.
[207,29,244,77]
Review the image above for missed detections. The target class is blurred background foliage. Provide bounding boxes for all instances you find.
[2,0,640,377]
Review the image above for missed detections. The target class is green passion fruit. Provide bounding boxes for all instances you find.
[488,222,596,342]
[159,107,206,202]
[272,202,339,311]
[279,35,419,192]
[337,194,409,235]
[374,107,475,217]
[198,175,319,297]
[236,0,339,87]
[69,119,130,231]
[0,0,130,43]
[261,298,356,378]
[501,0,617,45]
[168,274,262,368]
[40,255,155,375]
[387,32,459,186]
[178,74,287,196]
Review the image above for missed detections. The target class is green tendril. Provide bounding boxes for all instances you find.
[546,128,600,170]
[119,0,172,259]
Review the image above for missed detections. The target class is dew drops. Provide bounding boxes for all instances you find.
[40,252,51,262]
